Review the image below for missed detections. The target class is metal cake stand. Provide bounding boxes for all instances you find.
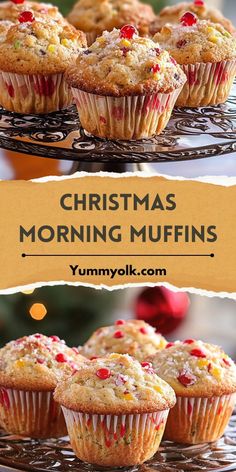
[0,82,235,164]
[0,411,235,472]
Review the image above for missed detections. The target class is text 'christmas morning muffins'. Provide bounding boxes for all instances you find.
[54,353,176,466]
[66,26,186,140]
[0,12,86,114]
[147,340,236,444]
[0,334,86,438]
[154,14,236,107]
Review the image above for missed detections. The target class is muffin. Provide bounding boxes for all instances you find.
[147,339,236,444]
[66,26,186,140]
[0,14,86,114]
[154,14,236,107]
[80,319,167,361]
[0,0,65,23]
[150,1,235,36]
[67,0,156,46]
[54,353,176,466]
[0,333,86,438]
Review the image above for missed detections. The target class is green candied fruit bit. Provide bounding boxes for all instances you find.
[223,31,231,38]
[14,40,21,50]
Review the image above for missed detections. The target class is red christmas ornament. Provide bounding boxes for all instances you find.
[135,287,190,335]
[120,25,137,40]
[181,11,197,27]
[18,11,35,23]
[96,368,111,380]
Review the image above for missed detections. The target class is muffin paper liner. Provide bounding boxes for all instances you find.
[0,387,67,438]
[164,393,236,444]
[177,60,236,107]
[85,32,98,46]
[0,71,73,114]
[72,87,182,140]
[62,407,169,466]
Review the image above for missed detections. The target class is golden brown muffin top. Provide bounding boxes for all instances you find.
[154,17,236,64]
[0,334,86,391]
[0,15,86,74]
[0,1,64,23]
[67,0,156,37]
[150,1,235,36]
[66,26,186,96]
[80,319,167,361]
[54,353,176,414]
[147,339,236,397]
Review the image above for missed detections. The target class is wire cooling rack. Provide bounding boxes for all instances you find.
[0,82,235,163]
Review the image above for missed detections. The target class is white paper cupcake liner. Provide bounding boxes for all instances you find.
[0,387,66,438]
[164,393,236,444]
[72,87,182,140]
[0,71,73,114]
[177,59,236,107]
[62,407,169,466]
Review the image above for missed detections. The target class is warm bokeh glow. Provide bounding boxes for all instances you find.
[29,303,47,320]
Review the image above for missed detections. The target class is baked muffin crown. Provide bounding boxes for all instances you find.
[0,1,64,23]
[80,319,167,361]
[54,353,176,414]
[150,1,235,36]
[0,334,86,391]
[147,340,236,397]
[0,16,86,74]
[67,0,156,36]
[154,17,236,64]
[66,26,186,96]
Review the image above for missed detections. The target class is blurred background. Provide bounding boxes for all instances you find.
[0,0,235,179]
[0,286,235,358]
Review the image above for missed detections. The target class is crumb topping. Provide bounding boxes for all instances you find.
[54,353,176,414]
[0,15,86,74]
[150,1,235,36]
[0,334,86,390]
[67,0,156,36]
[148,340,236,396]
[80,319,167,361]
[154,18,236,64]
[66,27,186,95]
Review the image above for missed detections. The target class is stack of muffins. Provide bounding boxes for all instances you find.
[0,0,234,140]
[0,320,236,468]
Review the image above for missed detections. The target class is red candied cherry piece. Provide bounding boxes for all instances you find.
[170,57,177,65]
[222,358,231,367]
[176,39,187,48]
[72,347,80,354]
[55,353,67,363]
[36,358,44,364]
[113,330,124,339]
[151,63,160,74]
[177,369,196,387]
[50,335,60,342]
[96,368,111,380]
[34,334,42,339]
[18,11,35,23]
[155,47,161,55]
[194,0,204,6]
[141,362,151,368]
[90,356,99,360]
[181,11,197,27]
[11,0,25,3]
[183,339,195,344]
[115,319,125,326]
[166,342,174,349]
[190,348,206,358]
[140,327,148,334]
[120,25,137,40]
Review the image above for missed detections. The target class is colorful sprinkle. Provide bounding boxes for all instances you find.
[47,44,56,53]
[18,11,35,23]
[120,25,137,40]
[181,11,197,27]
[96,368,111,380]
[222,358,231,367]
[14,40,21,50]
